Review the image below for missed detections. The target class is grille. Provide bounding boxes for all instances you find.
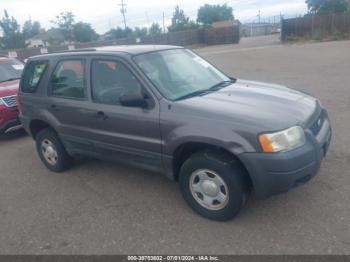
[2,95,17,108]
[309,109,326,136]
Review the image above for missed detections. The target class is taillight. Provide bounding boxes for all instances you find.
[16,93,22,113]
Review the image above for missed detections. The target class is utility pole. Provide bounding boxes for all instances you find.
[162,12,166,33]
[145,12,150,26]
[258,10,261,24]
[119,0,127,29]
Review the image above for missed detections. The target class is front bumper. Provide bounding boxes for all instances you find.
[239,113,332,199]
[0,106,22,134]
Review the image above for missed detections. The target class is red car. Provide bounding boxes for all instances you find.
[0,56,24,134]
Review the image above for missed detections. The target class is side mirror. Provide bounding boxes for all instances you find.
[120,92,148,108]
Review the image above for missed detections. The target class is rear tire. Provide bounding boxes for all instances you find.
[35,128,73,172]
[179,150,248,221]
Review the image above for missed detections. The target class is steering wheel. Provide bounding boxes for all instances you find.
[98,86,125,104]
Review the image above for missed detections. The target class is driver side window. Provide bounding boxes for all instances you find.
[91,59,142,105]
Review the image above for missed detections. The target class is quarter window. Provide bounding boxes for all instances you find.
[91,60,143,105]
[51,60,85,99]
[20,61,48,93]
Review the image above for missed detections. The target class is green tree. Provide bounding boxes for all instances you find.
[306,0,348,13]
[106,26,133,39]
[133,26,148,37]
[51,12,76,41]
[197,4,234,25]
[168,6,199,32]
[0,10,26,49]
[149,23,162,35]
[73,22,98,42]
[23,19,42,39]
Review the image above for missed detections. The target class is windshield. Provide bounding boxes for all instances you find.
[134,49,231,100]
[0,58,24,83]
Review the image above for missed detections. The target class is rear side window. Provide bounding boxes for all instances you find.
[50,60,85,99]
[21,61,48,93]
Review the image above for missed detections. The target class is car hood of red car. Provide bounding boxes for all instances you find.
[0,79,19,97]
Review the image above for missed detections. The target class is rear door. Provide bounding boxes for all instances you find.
[45,58,95,153]
[85,57,162,171]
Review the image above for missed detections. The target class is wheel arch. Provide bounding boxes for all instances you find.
[29,119,56,139]
[171,141,253,189]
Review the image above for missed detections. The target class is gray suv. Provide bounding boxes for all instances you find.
[18,45,332,221]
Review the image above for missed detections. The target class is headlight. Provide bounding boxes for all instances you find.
[259,126,305,153]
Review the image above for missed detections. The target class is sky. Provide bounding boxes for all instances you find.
[0,0,308,34]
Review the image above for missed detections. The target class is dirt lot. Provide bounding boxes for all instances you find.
[0,36,349,254]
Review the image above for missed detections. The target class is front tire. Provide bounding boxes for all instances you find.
[179,150,247,221]
[35,128,73,172]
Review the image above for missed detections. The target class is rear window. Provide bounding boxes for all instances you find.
[21,60,48,93]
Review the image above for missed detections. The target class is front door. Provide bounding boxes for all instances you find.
[86,58,162,171]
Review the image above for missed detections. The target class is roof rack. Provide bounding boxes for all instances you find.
[51,48,97,54]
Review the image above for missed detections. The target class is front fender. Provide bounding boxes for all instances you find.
[161,121,256,180]
[163,125,254,156]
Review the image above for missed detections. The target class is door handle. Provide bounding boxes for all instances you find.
[49,104,59,111]
[95,111,108,120]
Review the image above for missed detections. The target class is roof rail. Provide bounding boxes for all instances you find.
[51,48,97,54]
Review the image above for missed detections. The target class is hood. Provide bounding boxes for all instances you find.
[173,79,318,132]
[0,79,20,97]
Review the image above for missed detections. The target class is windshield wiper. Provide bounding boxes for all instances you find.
[208,79,236,90]
[175,79,236,101]
[175,89,214,101]
[0,77,20,83]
